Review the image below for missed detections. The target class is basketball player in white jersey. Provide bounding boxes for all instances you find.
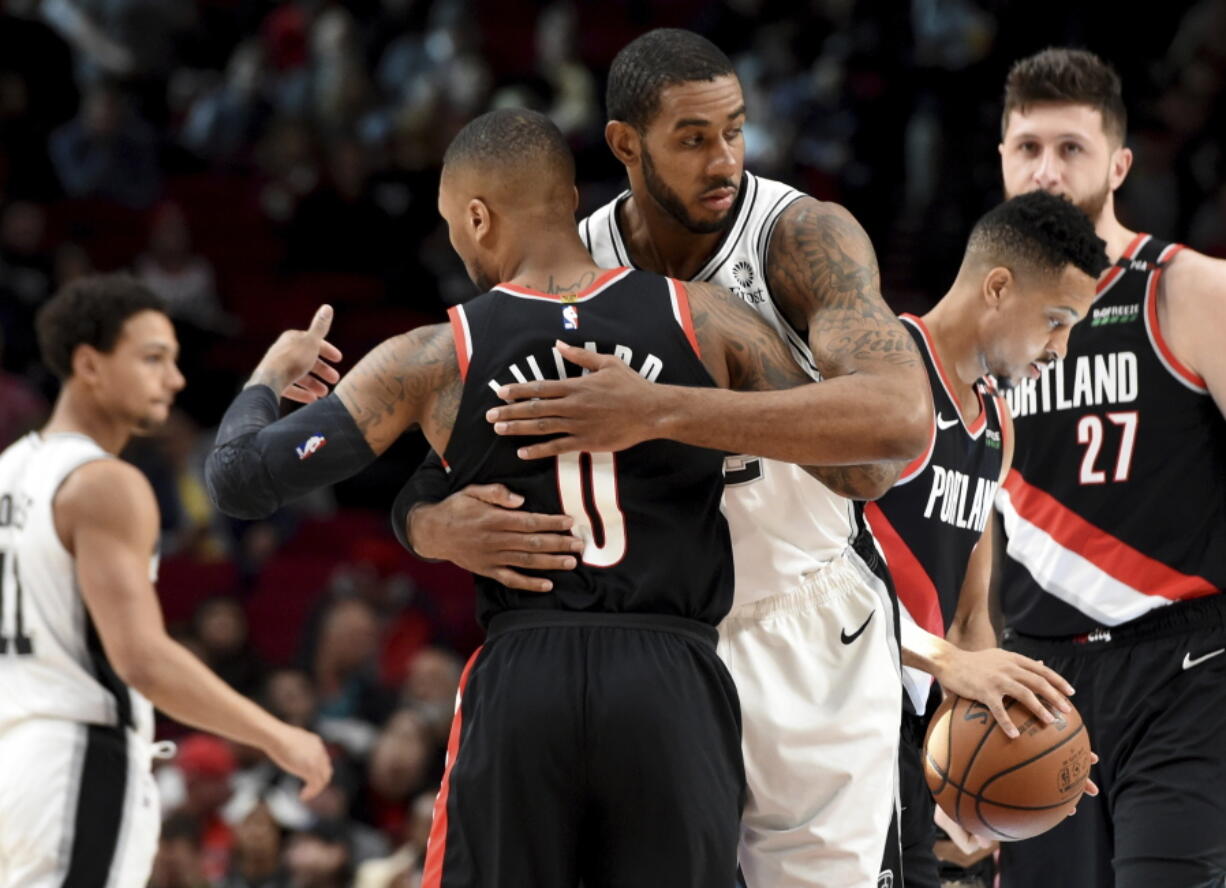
[394,30,934,887]
[0,275,331,888]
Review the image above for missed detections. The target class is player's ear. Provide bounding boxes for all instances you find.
[468,198,492,243]
[1109,145,1133,191]
[605,120,640,167]
[71,343,102,385]
[983,266,1012,309]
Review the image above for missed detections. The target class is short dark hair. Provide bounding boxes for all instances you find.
[1003,48,1126,144]
[967,191,1110,280]
[36,273,165,380]
[607,29,736,130]
[442,108,575,184]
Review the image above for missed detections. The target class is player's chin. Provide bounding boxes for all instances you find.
[133,405,171,434]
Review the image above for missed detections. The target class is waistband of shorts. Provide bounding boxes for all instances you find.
[722,547,873,626]
[1005,593,1226,653]
[486,609,718,649]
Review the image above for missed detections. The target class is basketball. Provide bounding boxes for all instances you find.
[923,694,1092,842]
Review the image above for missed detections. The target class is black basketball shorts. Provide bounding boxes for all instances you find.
[999,594,1226,888]
[421,610,746,888]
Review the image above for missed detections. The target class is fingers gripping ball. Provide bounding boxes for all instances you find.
[923,694,1091,841]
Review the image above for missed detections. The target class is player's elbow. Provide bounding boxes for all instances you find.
[204,440,280,520]
[108,636,166,694]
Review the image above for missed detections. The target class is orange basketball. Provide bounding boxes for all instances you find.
[923,694,1092,841]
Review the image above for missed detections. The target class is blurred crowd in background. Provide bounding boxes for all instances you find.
[1,0,1224,885]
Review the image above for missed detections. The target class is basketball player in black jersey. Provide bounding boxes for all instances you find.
[861,191,1108,888]
[204,109,916,888]
[992,49,1226,888]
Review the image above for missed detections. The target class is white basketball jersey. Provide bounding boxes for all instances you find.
[581,172,857,604]
[0,432,154,741]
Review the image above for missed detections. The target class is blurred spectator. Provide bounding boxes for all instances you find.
[52,240,95,289]
[194,597,266,697]
[283,821,353,888]
[218,800,285,888]
[180,39,273,166]
[311,598,393,725]
[171,733,239,884]
[48,81,161,208]
[136,200,236,334]
[264,666,377,759]
[0,200,54,375]
[355,710,432,841]
[149,811,211,888]
[354,790,436,888]
[286,137,393,274]
[398,646,462,748]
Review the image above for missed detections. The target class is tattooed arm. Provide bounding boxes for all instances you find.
[489,280,915,489]
[207,311,462,520]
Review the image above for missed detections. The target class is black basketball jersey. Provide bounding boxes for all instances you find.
[998,235,1226,636]
[865,315,1006,639]
[442,267,733,628]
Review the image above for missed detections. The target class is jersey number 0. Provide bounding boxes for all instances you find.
[0,550,34,656]
[556,452,627,567]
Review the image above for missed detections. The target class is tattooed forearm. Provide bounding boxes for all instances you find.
[334,323,462,455]
[767,197,920,377]
[686,281,812,392]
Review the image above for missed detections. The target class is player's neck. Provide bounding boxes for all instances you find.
[1094,200,1136,264]
[41,385,131,455]
[921,297,982,418]
[501,233,607,295]
[618,194,726,281]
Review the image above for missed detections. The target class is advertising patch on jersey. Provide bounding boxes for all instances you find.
[562,305,579,330]
[296,434,327,460]
[1091,304,1139,326]
[985,428,1001,449]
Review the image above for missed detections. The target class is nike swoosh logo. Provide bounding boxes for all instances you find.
[935,412,959,431]
[841,611,875,645]
[1182,648,1226,670]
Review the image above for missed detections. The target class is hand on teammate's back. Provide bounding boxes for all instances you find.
[487,341,660,458]
[408,484,584,592]
[935,646,1074,738]
[266,723,333,800]
[249,304,343,402]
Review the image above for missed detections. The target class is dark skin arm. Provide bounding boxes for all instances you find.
[487,198,930,481]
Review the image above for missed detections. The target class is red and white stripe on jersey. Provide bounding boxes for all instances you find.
[1141,243,1208,394]
[447,305,473,381]
[863,501,945,637]
[666,278,702,358]
[421,646,483,888]
[996,468,1218,626]
[492,267,632,302]
[1095,232,1148,300]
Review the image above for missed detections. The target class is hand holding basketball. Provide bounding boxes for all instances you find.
[924,693,1094,842]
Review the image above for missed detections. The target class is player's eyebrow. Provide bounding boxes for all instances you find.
[673,106,746,130]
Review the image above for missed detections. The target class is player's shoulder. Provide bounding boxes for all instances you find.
[56,458,156,527]
[1164,246,1226,304]
[770,192,869,247]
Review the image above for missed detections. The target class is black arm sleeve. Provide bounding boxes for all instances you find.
[390,449,451,557]
[205,386,376,520]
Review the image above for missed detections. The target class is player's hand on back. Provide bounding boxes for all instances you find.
[267,724,333,800]
[409,484,584,593]
[249,304,343,404]
[487,341,662,458]
[934,646,1075,739]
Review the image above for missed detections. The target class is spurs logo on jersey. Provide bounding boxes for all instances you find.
[863,315,1005,712]
[581,172,859,604]
[998,235,1226,636]
[0,432,155,741]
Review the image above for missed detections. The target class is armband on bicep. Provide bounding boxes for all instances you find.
[205,389,376,520]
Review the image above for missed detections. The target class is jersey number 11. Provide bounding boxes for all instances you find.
[0,550,34,656]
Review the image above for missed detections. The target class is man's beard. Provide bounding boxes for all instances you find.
[641,145,736,236]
